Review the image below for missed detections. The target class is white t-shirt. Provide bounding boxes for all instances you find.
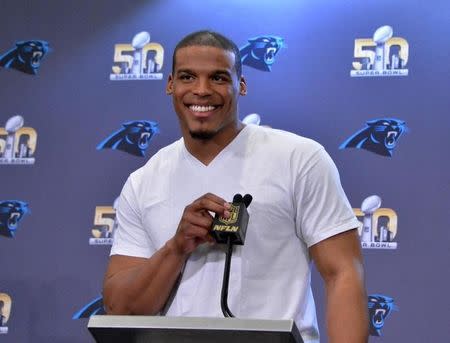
[111,125,361,343]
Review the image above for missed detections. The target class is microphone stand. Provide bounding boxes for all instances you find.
[215,193,252,318]
[220,236,235,317]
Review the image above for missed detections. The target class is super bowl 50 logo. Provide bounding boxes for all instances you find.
[89,198,118,245]
[351,26,409,77]
[0,293,12,334]
[0,115,37,165]
[353,195,398,249]
[110,31,164,81]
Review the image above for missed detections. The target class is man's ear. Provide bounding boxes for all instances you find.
[166,74,174,95]
[239,76,247,96]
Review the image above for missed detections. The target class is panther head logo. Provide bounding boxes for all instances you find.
[368,294,398,336]
[72,296,106,319]
[0,40,49,75]
[97,120,159,157]
[340,118,408,156]
[0,200,29,238]
[240,35,285,72]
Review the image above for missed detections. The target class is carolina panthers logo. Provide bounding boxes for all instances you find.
[97,120,159,157]
[0,40,49,75]
[72,296,106,319]
[240,35,284,72]
[0,200,29,238]
[368,294,398,336]
[340,118,408,157]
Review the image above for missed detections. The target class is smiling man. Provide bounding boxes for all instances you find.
[103,31,368,343]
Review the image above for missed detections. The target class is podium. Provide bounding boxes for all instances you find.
[88,315,304,343]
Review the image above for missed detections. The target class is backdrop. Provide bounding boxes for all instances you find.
[1,0,449,342]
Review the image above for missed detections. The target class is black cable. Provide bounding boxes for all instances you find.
[220,236,235,318]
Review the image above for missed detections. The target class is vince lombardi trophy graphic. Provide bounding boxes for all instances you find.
[360,195,381,243]
[131,31,150,75]
[242,113,261,126]
[3,115,24,159]
[373,26,393,71]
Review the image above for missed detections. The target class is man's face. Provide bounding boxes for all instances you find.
[167,46,246,140]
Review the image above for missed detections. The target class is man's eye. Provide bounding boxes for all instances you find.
[212,75,227,82]
[179,74,194,81]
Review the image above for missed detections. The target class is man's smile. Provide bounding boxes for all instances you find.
[186,104,221,118]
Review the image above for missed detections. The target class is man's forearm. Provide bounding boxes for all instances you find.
[103,238,188,315]
[325,269,369,343]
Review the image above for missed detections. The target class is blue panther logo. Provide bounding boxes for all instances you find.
[240,35,284,72]
[0,40,49,75]
[73,296,106,319]
[368,294,398,336]
[97,120,159,157]
[0,200,29,238]
[340,118,407,157]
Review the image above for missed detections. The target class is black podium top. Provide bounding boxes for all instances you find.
[88,315,304,343]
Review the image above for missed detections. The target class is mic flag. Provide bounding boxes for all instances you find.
[211,193,252,245]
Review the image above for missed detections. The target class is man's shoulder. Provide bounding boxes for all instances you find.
[248,125,324,155]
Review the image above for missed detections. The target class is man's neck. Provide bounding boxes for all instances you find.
[183,122,244,166]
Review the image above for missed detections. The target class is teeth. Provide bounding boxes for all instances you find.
[387,131,397,138]
[9,212,20,226]
[189,105,216,113]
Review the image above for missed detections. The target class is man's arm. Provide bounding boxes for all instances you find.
[309,229,369,343]
[103,193,230,315]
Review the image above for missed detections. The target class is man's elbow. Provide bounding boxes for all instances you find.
[324,258,365,286]
[103,285,132,315]
[103,285,160,315]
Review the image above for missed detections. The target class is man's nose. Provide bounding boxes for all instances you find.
[193,78,213,96]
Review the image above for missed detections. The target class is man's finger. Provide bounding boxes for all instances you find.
[190,195,230,215]
[182,224,211,240]
[183,211,213,229]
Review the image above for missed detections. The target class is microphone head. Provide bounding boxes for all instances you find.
[232,194,243,203]
[243,194,253,208]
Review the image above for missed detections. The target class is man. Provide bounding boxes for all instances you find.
[103,30,368,343]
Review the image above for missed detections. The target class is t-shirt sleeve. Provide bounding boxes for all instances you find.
[295,147,361,247]
[110,176,156,258]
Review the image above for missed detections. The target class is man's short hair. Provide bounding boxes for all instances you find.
[172,30,242,77]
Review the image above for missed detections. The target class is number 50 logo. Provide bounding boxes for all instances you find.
[89,198,119,245]
[110,31,164,81]
[350,26,409,77]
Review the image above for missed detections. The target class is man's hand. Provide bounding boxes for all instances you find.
[172,193,231,255]
[103,192,231,315]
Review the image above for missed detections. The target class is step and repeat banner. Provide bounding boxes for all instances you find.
[1,0,449,342]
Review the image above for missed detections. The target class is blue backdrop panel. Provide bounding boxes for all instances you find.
[0,0,449,342]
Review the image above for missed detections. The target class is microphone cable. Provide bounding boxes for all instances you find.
[221,235,235,317]
[218,193,252,318]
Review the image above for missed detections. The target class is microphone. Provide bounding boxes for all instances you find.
[210,193,253,318]
[211,193,251,245]
[243,194,253,208]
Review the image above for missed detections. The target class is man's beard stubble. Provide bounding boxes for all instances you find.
[189,130,216,140]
